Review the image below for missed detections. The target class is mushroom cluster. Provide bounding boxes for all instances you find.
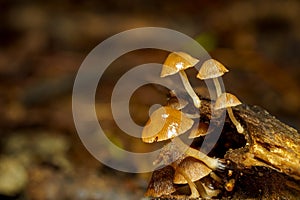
[142,51,245,198]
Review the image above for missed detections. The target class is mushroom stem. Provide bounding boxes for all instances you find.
[200,183,220,198]
[210,172,222,183]
[212,78,222,97]
[179,71,201,108]
[176,168,200,198]
[227,107,244,133]
[198,182,212,199]
[172,137,224,170]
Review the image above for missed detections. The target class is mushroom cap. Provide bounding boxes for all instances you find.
[145,165,176,197]
[214,93,242,110]
[173,157,212,184]
[188,122,210,139]
[142,106,194,143]
[197,59,229,80]
[161,52,199,77]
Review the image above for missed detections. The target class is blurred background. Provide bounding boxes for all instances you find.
[0,0,299,199]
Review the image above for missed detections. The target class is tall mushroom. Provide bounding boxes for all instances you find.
[161,52,201,108]
[197,59,228,97]
[142,106,225,170]
[215,93,244,134]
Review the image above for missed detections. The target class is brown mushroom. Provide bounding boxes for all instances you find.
[145,165,176,197]
[197,59,228,97]
[215,93,244,133]
[173,157,212,198]
[142,106,226,171]
[142,106,194,143]
[174,157,212,183]
[161,52,201,108]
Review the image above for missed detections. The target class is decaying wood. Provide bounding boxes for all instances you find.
[228,104,300,180]
[147,98,300,199]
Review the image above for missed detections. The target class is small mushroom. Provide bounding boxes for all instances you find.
[142,106,226,171]
[145,165,176,197]
[197,59,228,97]
[161,52,201,108]
[174,157,212,183]
[173,157,212,198]
[188,122,210,139]
[214,93,244,134]
[142,106,194,143]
